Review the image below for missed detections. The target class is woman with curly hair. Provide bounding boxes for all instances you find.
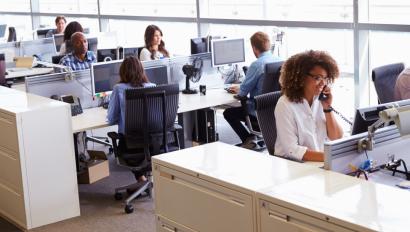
[140,24,170,61]
[275,50,343,161]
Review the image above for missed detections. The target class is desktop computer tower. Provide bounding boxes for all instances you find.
[194,108,218,143]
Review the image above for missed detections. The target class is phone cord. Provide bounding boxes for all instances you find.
[330,106,353,126]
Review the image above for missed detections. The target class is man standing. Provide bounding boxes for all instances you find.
[60,32,96,71]
[223,31,281,148]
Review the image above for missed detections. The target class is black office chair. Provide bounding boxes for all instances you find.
[7,27,16,42]
[107,84,181,214]
[372,63,404,104]
[238,61,284,150]
[255,91,282,155]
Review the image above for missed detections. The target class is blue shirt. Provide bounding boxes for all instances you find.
[238,51,282,114]
[107,82,156,134]
[59,51,97,71]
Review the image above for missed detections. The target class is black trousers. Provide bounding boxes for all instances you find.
[223,106,259,143]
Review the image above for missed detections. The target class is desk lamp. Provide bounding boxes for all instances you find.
[358,105,410,152]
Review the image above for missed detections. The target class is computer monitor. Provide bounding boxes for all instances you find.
[53,34,64,52]
[91,60,121,96]
[351,99,410,135]
[120,47,140,59]
[0,24,7,39]
[211,38,245,67]
[191,37,207,54]
[145,66,168,85]
[37,28,52,39]
[87,37,98,54]
[97,48,118,62]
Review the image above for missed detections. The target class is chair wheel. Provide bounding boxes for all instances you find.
[114,192,123,200]
[125,204,134,214]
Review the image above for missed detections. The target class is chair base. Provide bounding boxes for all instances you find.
[114,179,153,214]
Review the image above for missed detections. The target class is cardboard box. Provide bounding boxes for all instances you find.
[78,150,109,184]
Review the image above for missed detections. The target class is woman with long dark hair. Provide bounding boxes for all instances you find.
[139,24,170,61]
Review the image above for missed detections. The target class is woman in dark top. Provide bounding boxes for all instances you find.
[59,21,84,55]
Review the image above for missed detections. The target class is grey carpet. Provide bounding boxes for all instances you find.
[0,111,241,232]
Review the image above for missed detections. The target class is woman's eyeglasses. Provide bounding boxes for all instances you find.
[307,73,330,85]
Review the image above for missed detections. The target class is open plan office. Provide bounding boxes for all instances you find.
[2,1,410,232]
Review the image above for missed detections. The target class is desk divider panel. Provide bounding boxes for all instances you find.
[324,125,410,174]
[25,70,98,109]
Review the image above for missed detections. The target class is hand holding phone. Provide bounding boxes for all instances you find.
[318,85,329,101]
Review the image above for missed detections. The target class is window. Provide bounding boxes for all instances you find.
[100,0,196,17]
[39,16,99,35]
[107,20,197,55]
[362,1,410,24]
[200,0,352,22]
[0,0,30,12]
[37,0,98,14]
[0,15,32,41]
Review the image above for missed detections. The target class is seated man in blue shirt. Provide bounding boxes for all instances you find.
[224,31,281,148]
[59,32,96,71]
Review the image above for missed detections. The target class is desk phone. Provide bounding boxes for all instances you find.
[61,95,83,116]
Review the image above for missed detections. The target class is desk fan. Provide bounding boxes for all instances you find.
[182,57,203,94]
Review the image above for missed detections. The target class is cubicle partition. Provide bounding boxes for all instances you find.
[25,69,98,109]
[324,125,410,175]
[0,37,56,66]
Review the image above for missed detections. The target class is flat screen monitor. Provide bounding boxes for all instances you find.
[351,99,410,135]
[0,24,7,39]
[87,37,98,54]
[53,34,64,52]
[211,38,245,67]
[190,37,207,54]
[97,48,117,62]
[145,66,168,85]
[119,47,140,59]
[91,60,121,96]
[37,28,51,38]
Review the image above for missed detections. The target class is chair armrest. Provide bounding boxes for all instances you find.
[107,131,120,155]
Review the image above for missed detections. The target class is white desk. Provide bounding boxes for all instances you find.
[153,142,410,232]
[71,88,237,133]
[5,67,54,79]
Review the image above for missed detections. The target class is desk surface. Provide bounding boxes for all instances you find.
[154,142,410,232]
[72,88,237,133]
[6,67,54,79]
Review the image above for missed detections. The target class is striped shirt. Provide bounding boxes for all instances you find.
[59,51,97,71]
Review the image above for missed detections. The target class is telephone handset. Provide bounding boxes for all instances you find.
[317,86,352,125]
[318,85,329,101]
[52,95,83,116]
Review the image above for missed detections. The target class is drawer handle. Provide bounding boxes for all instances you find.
[268,211,289,222]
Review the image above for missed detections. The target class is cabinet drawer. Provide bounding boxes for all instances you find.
[0,183,26,228]
[0,147,23,194]
[0,112,19,154]
[154,165,255,232]
[259,200,356,232]
[156,215,198,232]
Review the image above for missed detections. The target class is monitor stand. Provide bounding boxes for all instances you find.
[182,75,197,94]
[224,64,242,84]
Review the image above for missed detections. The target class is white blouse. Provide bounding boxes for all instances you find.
[274,95,328,161]
[139,47,166,61]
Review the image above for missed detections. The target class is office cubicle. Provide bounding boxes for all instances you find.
[25,69,98,109]
[0,37,57,66]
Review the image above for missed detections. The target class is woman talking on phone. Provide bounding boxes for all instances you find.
[275,50,343,162]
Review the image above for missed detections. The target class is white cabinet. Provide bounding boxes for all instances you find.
[153,164,255,232]
[0,87,80,230]
[258,200,355,232]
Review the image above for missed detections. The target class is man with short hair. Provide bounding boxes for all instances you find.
[59,32,96,71]
[223,31,281,148]
[46,15,66,38]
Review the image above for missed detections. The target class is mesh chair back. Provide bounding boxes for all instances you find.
[372,63,404,104]
[52,55,65,64]
[124,84,179,148]
[262,61,283,94]
[255,91,282,155]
